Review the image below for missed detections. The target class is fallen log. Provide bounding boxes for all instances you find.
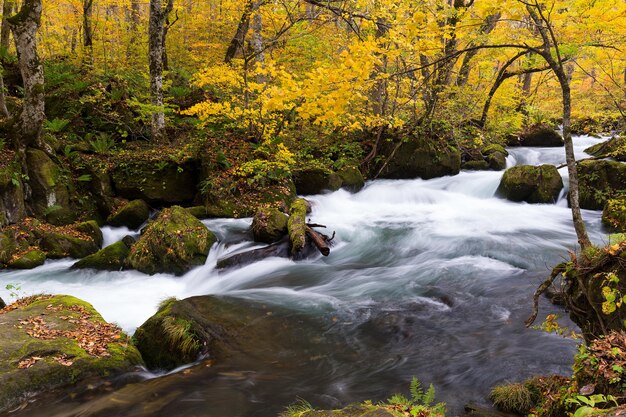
[306,226,330,256]
[216,236,290,269]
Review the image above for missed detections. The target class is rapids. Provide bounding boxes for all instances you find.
[0,135,613,416]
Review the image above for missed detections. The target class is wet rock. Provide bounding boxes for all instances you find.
[337,165,365,192]
[251,207,288,244]
[487,151,507,171]
[464,403,520,417]
[0,295,142,413]
[7,249,46,269]
[288,198,307,256]
[578,159,626,210]
[299,404,396,417]
[26,148,75,225]
[72,237,135,271]
[497,164,563,204]
[186,206,210,219]
[584,136,626,161]
[0,297,4,309]
[481,144,509,157]
[111,160,198,204]
[106,199,150,229]
[515,124,564,147]
[374,136,461,180]
[0,231,16,264]
[462,160,490,171]
[292,167,342,195]
[74,220,104,248]
[127,206,216,275]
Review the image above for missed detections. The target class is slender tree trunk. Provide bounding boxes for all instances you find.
[457,13,501,87]
[224,0,253,64]
[0,0,14,118]
[83,0,94,65]
[126,0,140,61]
[148,0,173,141]
[8,0,44,148]
[250,5,264,84]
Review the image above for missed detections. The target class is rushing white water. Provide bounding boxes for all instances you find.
[0,135,613,416]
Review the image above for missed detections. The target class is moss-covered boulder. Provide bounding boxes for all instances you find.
[337,166,365,192]
[186,206,210,219]
[482,144,509,157]
[0,231,17,264]
[0,153,26,227]
[584,136,626,161]
[74,220,104,248]
[251,207,288,243]
[487,152,507,171]
[107,199,150,229]
[127,206,216,275]
[515,124,564,147]
[578,159,626,210]
[38,228,101,259]
[288,198,307,257]
[111,160,198,204]
[72,237,134,271]
[462,160,490,171]
[0,295,143,413]
[292,167,342,195]
[26,148,75,225]
[497,165,563,204]
[374,136,461,179]
[7,249,46,269]
[602,197,626,232]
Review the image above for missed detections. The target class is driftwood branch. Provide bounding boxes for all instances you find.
[525,262,566,327]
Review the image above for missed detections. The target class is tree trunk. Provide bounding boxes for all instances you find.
[126,0,140,60]
[456,12,501,87]
[8,0,44,147]
[148,0,173,141]
[0,0,14,118]
[224,0,253,64]
[82,0,94,65]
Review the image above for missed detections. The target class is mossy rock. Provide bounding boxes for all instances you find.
[0,295,143,413]
[516,124,564,147]
[584,136,626,161]
[25,148,75,225]
[74,220,104,248]
[482,144,509,157]
[186,206,210,219]
[487,152,507,171]
[38,229,101,259]
[7,249,46,269]
[127,206,216,276]
[107,199,150,229]
[292,167,342,195]
[251,207,288,244]
[295,404,397,417]
[0,231,17,264]
[602,197,626,232]
[0,155,26,226]
[374,136,461,180]
[497,165,563,204]
[71,237,134,271]
[578,159,626,210]
[337,166,365,192]
[111,160,198,204]
[462,160,490,171]
[288,198,308,256]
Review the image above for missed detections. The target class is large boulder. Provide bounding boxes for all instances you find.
[578,159,626,210]
[0,231,17,264]
[7,249,46,269]
[25,148,75,225]
[337,165,365,192]
[111,160,198,204]
[0,295,143,413]
[106,199,150,229]
[37,228,101,259]
[251,207,288,243]
[497,164,563,204]
[74,220,104,248]
[374,136,461,180]
[292,167,342,195]
[515,124,564,147]
[584,136,626,161]
[72,236,135,271]
[0,153,26,226]
[127,206,216,275]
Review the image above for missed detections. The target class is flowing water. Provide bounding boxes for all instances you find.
[0,135,613,416]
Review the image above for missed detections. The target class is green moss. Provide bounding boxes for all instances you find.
[71,240,131,271]
[585,136,626,161]
[292,167,342,195]
[8,249,46,269]
[288,198,307,256]
[337,166,365,192]
[490,383,534,414]
[481,144,508,157]
[38,230,100,259]
[74,220,104,247]
[251,207,288,243]
[497,164,563,203]
[107,199,150,229]
[578,159,626,210]
[127,206,216,275]
[0,232,16,264]
[603,197,626,232]
[462,160,490,171]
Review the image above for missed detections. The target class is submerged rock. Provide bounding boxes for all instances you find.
[497,165,563,204]
[127,206,216,275]
[106,199,150,229]
[578,159,626,210]
[0,295,142,413]
[7,249,46,269]
[251,207,288,244]
[515,124,564,147]
[72,236,135,271]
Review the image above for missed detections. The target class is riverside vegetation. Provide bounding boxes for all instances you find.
[0,0,626,416]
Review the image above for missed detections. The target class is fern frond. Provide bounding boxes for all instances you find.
[410,376,423,403]
[423,384,436,406]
